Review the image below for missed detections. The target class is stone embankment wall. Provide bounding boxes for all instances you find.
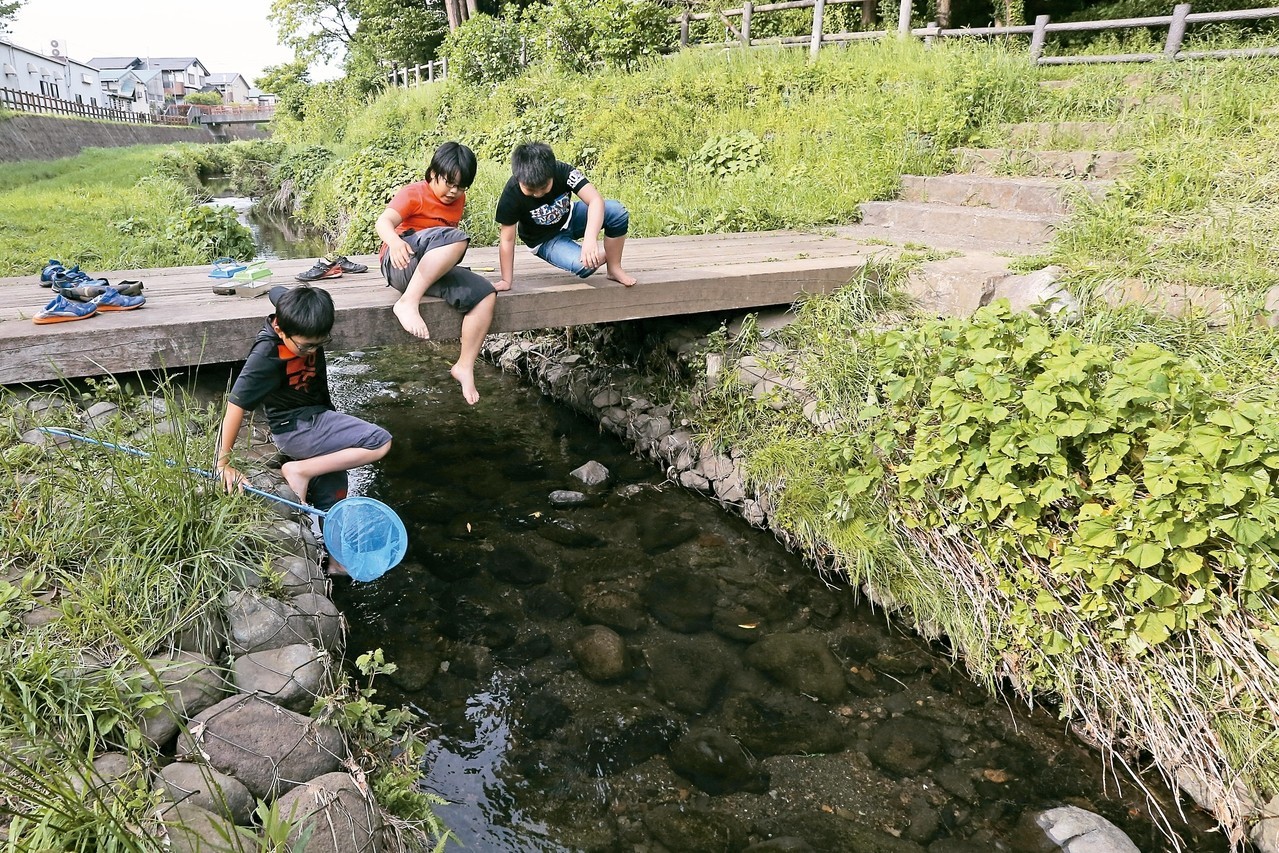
[0,114,214,163]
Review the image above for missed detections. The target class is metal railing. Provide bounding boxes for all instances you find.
[674,2,1279,65]
[0,87,189,124]
[387,59,449,88]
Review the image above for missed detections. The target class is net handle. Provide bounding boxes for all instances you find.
[38,427,326,518]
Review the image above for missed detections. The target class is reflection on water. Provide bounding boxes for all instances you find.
[202,179,329,261]
[324,344,1228,853]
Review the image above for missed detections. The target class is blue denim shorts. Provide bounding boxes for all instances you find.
[532,199,630,278]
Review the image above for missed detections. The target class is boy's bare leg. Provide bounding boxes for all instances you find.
[604,235,637,286]
[281,443,391,504]
[450,292,495,406]
[393,241,469,338]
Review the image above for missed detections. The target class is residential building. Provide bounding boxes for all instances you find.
[1,37,101,105]
[205,72,250,104]
[144,57,209,102]
[246,88,278,108]
[89,57,165,113]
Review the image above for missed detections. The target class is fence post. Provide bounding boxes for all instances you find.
[1030,14,1049,62]
[897,0,912,36]
[680,9,690,47]
[742,0,753,46]
[924,20,937,46]
[414,65,421,86]
[1165,2,1191,59]
[808,0,828,58]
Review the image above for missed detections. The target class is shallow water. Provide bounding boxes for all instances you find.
[203,179,329,261]
[323,343,1230,853]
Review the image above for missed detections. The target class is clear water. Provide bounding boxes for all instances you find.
[202,179,330,261]
[320,343,1230,853]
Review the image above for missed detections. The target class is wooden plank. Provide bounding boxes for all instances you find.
[0,231,875,385]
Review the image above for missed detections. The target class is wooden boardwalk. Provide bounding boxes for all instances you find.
[0,230,890,385]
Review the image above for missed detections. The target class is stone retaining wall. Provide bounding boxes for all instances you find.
[0,113,213,163]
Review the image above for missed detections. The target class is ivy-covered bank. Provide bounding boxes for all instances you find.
[480,267,1279,851]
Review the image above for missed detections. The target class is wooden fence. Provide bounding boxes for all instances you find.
[675,2,1279,65]
[0,87,189,125]
[387,59,449,88]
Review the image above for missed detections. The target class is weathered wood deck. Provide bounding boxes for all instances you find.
[0,229,890,385]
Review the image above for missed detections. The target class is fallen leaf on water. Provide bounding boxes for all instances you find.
[820,804,834,814]
[983,768,1012,783]
[737,623,758,629]
[466,522,472,532]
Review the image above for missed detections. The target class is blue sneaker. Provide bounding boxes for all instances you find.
[50,271,107,289]
[33,294,98,324]
[89,286,145,312]
[40,259,65,287]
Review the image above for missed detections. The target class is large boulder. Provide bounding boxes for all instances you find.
[154,761,255,825]
[275,771,384,853]
[232,643,329,711]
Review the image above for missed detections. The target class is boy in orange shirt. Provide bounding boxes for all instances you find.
[376,142,506,405]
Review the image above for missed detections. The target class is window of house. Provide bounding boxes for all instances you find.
[75,94,83,104]
[187,72,195,85]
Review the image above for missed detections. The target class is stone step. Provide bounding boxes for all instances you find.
[956,148,1136,180]
[1000,121,1122,148]
[859,201,1060,247]
[899,174,1111,216]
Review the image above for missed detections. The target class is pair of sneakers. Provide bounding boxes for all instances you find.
[33,287,146,325]
[295,255,368,282]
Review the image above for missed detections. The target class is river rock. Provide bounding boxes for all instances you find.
[743,633,847,702]
[1252,794,1279,853]
[644,802,749,852]
[643,634,732,714]
[570,460,610,486]
[521,691,572,739]
[232,643,328,711]
[68,752,137,803]
[567,704,680,774]
[158,802,250,852]
[571,625,629,682]
[723,692,846,757]
[155,761,255,825]
[177,693,346,799]
[636,512,699,554]
[866,717,943,776]
[990,266,1078,318]
[643,567,717,632]
[272,554,327,597]
[133,651,227,748]
[669,728,769,795]
[223,591,310,655]
[275,771,384,853]
[487,544,551,586]
[438,578,519,649]
[549,489,587,506]
[576,583,647,633]
[536,517,604,548]
[1019,805,1140,853]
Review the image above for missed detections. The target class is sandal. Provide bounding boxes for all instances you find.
[209,258,247,279]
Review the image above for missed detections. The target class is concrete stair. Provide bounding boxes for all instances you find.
[899,174,1112,216]
[955,147,1136,180]
[859,201,1060,249]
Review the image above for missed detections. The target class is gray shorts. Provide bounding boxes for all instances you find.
[272,409,391,461]
[381,226,496,313]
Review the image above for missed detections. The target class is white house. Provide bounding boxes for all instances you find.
[246,88,278,108]
[145,57,209,102]
[1,37,101,106]
[205,72,250,104]
[89,57,165,114]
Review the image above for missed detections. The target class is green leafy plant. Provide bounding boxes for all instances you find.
[440,12,526,87]
[695,130,765,177]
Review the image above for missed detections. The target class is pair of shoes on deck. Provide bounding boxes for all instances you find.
[53,279,144,301]
[295,255,367,282]
[32,287,146,324]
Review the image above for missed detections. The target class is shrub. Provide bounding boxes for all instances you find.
[440,13,525,87]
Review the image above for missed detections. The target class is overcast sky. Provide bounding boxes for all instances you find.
[7,0,305,83]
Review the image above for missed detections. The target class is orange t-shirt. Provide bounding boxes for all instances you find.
[379,181,466,257]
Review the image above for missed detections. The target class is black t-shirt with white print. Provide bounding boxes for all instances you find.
[227,318,333,434]
[494,161,590,248]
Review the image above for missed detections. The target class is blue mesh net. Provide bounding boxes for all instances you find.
[323,497,407,582]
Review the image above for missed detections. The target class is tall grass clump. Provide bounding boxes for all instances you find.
[0,379,277,849]
[0,146,254,277]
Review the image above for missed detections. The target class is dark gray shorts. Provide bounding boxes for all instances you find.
[272,409,391,461]
[381,226,496,313]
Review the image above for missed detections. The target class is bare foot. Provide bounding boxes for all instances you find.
[393,300,430,339]
[450,363,480,405]
[607,267,637,287]
[280,460,311,505]
[324,553,349,577]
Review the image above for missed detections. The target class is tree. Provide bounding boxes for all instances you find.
[184,91,224,105]
[352,0,448,67]
[270,0,360,65]
[255,61,312,121]
[0,0,24,35]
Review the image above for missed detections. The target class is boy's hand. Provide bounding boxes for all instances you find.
[494,279,512,292]
[389,238,413,270]
[580,240,604,271]
[217,464,246,493]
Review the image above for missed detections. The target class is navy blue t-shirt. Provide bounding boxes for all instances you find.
[495,161,590,248]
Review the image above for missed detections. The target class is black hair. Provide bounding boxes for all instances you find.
[274,284,334,339]
[511,142,556,188]
[426,141,477,188]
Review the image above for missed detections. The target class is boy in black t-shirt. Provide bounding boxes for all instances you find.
[215,285,392,509]
[494,141,637,290]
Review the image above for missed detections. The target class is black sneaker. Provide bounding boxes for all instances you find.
[295,258,343,282]
[333,255,368,274]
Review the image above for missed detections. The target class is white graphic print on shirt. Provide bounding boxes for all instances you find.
[530,192,572,227]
